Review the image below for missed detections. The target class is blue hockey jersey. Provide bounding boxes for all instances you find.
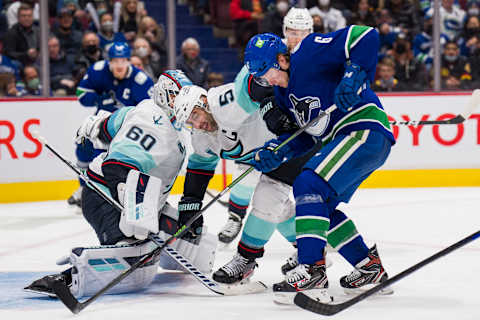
[274,25,395,146]
[76,60,154,112]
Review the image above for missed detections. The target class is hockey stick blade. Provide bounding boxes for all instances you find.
[294,229,480,316]
[390,90,480,126]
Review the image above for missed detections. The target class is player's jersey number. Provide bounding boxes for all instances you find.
[125,126,156,151]
[219,89,234,107]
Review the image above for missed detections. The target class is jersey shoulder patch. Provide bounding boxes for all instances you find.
[93,60,106,71]
[134,71,148,85]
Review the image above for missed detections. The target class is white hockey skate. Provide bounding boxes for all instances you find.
[217,212,243,245]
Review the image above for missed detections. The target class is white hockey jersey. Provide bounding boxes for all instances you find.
[88,98,186,205]
[187,82,275,171]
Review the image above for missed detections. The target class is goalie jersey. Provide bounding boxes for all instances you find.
[274,25,395,146]
[87,99,186,205]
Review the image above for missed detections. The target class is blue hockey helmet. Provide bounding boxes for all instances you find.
[244,33,287,77]
[107,42,131,59]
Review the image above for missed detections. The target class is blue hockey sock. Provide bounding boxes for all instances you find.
[294,169,334,265]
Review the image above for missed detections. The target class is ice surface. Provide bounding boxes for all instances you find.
[1,188,479,320]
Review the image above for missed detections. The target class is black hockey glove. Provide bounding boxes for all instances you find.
[178,197,203,240]
[260,96,299,136]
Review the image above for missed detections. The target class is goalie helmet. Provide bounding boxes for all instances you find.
[173,85,208,127]
[283,7,313,37]
[153,70,193,118]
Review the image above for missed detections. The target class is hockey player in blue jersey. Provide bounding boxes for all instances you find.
[242,30,395,303]
[69,41,154,209]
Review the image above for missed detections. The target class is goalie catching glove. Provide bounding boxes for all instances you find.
[75,110,111,149]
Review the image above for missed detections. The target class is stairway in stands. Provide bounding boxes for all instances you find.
[144,1,243,83]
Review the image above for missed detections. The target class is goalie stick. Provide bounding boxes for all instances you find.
[32,104,338,314]
[31,133,266,297]
[294,230,480,316]
[389,89,480,126]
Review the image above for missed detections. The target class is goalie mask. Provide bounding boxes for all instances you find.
[153,70,193,119]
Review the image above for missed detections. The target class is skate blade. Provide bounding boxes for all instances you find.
[217,280,267,295]
[343,284,394,296]
[274,289,332,305]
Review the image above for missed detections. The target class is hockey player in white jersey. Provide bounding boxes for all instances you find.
[24,70,217,298]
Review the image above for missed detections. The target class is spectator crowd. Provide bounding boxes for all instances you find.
[0,0,479,97]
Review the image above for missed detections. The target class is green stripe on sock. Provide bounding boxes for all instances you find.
[296,217,330,238]
[318,132,362,178]
[327,219,358,249]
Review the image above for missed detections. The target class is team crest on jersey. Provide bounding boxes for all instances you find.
[289,94,329,136]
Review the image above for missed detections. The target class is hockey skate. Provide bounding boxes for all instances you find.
[340,244,393,295]
[281,250,332,275]
[67,186,83,210]
[24,272,71,298]
[212,253,267,294]
[273,260,333,305]
[217,212,243,244]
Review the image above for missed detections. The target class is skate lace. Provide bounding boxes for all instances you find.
[286,252,298,267]
[286,264,310,284]
[221,254,250,277]
[220,216,241,236]
[345,269,363,282]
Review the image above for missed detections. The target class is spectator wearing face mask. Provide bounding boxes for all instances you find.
[137,16,166,69]
[18,65,42,96]
[389,34,428,90]
[438,40,472,90]
[132,36,161,81]
[309,0,346,33]
[457,15,480,57]
[53,7,83,59]
[73,31,103,85]
[176,37,210,88]
[372,57,408,92]
[348,0,376,27]
[311,13,324,33]
[260,0,290,37]
[96,12,127,52]
[384,0,420,38]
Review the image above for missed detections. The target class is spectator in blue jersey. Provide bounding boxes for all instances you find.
[176,37,210,88]
[97,12,127,52]
[242,31,394,302]
[0,54,20,81]
[456,15,480,57]
[70,41,154,209]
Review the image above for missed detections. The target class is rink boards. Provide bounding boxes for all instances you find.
[1,92,479,203]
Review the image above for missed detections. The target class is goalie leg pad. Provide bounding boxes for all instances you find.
[157,204,217,273]
[68,241,158,297]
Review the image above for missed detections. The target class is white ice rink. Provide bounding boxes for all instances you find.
[1,187,479,320]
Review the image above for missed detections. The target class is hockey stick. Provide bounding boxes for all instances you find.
[36,103,338,314]
[206,189,229,207]
[294,229,480,316]
[31,133,233,296]
[389,89,480,126]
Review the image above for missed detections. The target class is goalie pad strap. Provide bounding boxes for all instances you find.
[184,168,214,200]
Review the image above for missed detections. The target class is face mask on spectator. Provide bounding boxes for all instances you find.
[469,8,480,16]
[359,9,368,17]
[276,2,289,13]
[97,8,107,16]
[101,21,114,33]
[396,43,407,54]
[380,77,394,88]
[27,78,40,90]
[444,54,458,62]
[136,47,149,58]
[314,24,324,33]
[86,44,98,54]
[319,0,330,7]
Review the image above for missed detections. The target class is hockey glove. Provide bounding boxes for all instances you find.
[236,139,293,173]
[97,92,117,112]
[75,110,111,149]
[260,96,299,135]
[178,197,204,240]
[334,62,368,112]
